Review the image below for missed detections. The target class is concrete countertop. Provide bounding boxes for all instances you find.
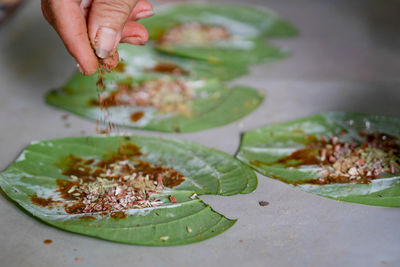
[0,0,399,266]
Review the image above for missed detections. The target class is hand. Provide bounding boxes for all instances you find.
[42,0,154,75]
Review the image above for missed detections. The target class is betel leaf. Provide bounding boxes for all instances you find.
[144,3,298,40]
[117,44,248,81]
[0,135,257,246]
[156,39,287,66]
[141,3,297,64]
[46,73,264,133]
[236,112,400,207]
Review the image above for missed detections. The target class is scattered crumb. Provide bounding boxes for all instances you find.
[64,123,71,128]
[169,195,177,203]
[61,114,69,120]
[160,236,169,242]
[74,257,83,262]
[43,239,52,244]
[239,240,243,243]
[258,201,269,206]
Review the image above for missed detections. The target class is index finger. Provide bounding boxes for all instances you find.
[48,0,98,75]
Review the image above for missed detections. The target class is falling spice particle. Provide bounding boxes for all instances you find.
[169,195,177,203]
[114,61,126,73]
[258,201,269,206]
[43,239,53,244]
[160,236,169,242]
[74,257,83,262]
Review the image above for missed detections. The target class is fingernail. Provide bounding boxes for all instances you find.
[121,37,145,45]
[77,63,85,75]
[95,27,117,59]
[135,10,154,20]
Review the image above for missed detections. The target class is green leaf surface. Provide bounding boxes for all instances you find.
[117,44,248,81]
[0,135,257,245]
[141,3,297,64]
[236,112,400,207]
[46,73,264,133]
[156,39,288,66]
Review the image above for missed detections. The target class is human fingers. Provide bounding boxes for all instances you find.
[41,0,98,75]
[87,0,139,59]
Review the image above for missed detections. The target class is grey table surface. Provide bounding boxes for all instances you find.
[0,0,399,266]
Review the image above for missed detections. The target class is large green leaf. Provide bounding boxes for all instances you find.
[156,39,288,66]
[141,3,297,64]
[0,135,257,246]
[46,73,264,133]
[117,44,248,81]
[236,112,400,207]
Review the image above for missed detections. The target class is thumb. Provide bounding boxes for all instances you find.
[88,0,138,59]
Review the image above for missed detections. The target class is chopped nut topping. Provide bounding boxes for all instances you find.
[93,77,194,116]
[283,132,400,184]
[32,144,186,218]
[169,195,177,203]
[160,236,169,242]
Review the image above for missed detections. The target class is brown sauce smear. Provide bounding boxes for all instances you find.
[276,148,320,167]
[79,215,96,221]
[130,111,144,122]
[110,211,127,219]
[146,63,189,75]
[30,194,60,208]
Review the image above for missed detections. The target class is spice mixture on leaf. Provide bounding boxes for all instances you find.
[1,135,257,244]
[285,132,400,185]
[236,112,400,207]
[33,144,185,217]
[159,22,231,46]
[92,77,194,116]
